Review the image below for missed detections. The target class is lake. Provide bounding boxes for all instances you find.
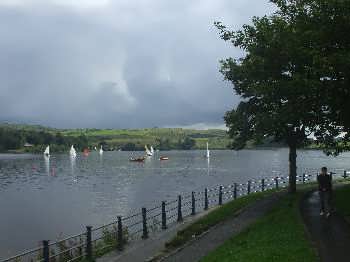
[0,149,349,258]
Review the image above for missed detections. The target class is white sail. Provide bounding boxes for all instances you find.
[145,145,152,156]
[44,145,50,157]
[70,145,77,157]
[150,146,154,155]
[99,146,103,155]
[206,142,210,159]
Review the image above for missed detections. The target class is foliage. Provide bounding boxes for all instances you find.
[215,0,350,192]
[200,193,317,262]
[57,240,73,262]
[93,226,128,258]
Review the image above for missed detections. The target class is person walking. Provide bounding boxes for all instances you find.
[317,166,332,217]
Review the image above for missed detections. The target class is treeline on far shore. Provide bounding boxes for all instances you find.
[0,127,89,153]
[0,123,325,154]
[0,123,232,153]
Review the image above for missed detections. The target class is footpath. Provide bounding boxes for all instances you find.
[301,190,350,262]
[98,192,283,262]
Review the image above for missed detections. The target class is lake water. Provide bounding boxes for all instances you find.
[0,149,349,258]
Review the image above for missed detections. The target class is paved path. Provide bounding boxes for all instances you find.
[301,190,350,262]
[160,192,283,262]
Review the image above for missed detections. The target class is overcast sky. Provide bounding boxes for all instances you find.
[0,0,274,129]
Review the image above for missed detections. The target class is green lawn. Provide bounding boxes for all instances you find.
[333,184,350,221]
[165,189,279,250]
[200,193,318,262]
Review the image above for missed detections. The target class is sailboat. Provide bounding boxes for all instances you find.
[70,145,77,158]
[145,145,153,156]
[206,142,210,159]
[150,146,154,155]
[99,146,103,155]
[44,145,50,158]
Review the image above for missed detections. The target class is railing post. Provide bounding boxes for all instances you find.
[86,226,92,261]
[142,208,148,239]
[191,192,196,215]
[177,195,183,222]
[302,173,305,184]
[247,181,251,195]
[275,177,279,189]
[43,240,49,262]
[344,170,347,179]
[161,201,167,229]
[261,179,265,192]
[219,186,223,205]
[204,188,208,210]
[117,216,123,250]
[234,183,237,199]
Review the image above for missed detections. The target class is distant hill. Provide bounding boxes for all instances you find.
[59,127,231,150]
[0,122,232,152]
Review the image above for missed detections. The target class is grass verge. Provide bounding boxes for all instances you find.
[200,192,318,262]
[164,189,279,250]
[333,184,350,222]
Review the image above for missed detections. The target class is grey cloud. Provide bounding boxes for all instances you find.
[0,0,273,128]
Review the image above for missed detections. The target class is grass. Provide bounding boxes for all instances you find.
[200,192,318,262]
[333,184,350,222]
[164,189,279,250]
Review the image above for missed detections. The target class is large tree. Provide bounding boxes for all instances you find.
[215,0,350,193]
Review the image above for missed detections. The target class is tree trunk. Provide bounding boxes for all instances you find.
[288,143,297,193]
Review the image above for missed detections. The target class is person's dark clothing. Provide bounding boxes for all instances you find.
[317,173,333,213]
[317,174,332,192]
[319,191,331,213]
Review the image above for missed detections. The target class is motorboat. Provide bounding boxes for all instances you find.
[129,156,145,162]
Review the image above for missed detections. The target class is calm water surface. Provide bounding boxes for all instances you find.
[0,149,349,257]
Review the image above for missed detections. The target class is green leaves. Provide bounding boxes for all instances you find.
[216,0,350,153]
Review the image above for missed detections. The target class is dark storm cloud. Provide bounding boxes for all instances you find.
[0,0,274,128]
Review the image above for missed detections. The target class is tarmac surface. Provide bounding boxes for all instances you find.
[301,190,350,262]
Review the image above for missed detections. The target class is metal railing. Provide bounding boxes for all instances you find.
[2,169,349,262]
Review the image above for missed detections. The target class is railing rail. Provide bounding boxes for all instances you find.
[2,169,349,262]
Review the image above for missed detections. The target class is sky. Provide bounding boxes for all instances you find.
[0,0,275,129]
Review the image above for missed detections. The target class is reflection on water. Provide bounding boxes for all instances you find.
[44,156,50,176]
[0,149,350,257]
[70,155,76,177]
[207,157,210,176]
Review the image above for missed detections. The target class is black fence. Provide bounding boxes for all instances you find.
[2,170,349,262]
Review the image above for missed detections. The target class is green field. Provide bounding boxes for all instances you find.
[0,123,232,152]
[58,127,231,150]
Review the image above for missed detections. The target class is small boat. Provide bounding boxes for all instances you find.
[129,157,145,162]
[145,145,153,156]
[206,142,210,159]
[70,145,77,158]
[159,156,169,161]
[44,145,50,158]
[99,146,103,155]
